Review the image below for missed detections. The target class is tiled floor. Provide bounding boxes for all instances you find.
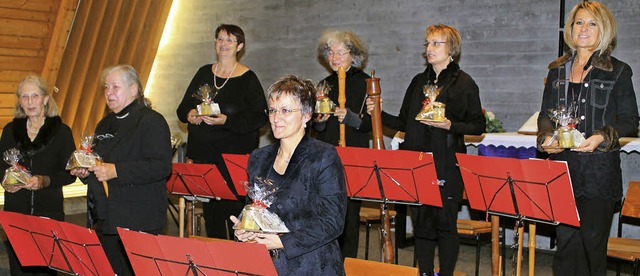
[0,200,636,275]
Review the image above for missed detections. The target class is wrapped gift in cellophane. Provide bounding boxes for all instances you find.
[66,133,102,170]
[2,148,31,188]
[193,84,220,116]
[546,105,586,148]
[314,82,335,114]
[415,84,446,122]
[235,177,290,233]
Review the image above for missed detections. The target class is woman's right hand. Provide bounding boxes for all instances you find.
[540,135,564,154]
[70,168,90,178]
[187,109,203,125]
[314,113,330,123]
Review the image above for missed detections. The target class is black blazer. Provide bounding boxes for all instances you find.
[247,136,347,275]
[86,102,172,234]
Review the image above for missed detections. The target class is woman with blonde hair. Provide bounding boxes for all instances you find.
[367,24,485,275]
[0,75,76,275]
[537,2,638,274]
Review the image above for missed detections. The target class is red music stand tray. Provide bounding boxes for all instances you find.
[336,147,442,207]
[167,163,237,201]
[118,227,277,275]
[222,153,250,197]
[0,211,113,275]
[456,153,579,227]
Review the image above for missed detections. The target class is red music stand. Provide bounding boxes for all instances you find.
[0,211,113,275]
[336,146,441,263]
[336,147,441,207]
[167,163,238,236]
[456,153,579,227]
[222,153,250,197]
[456,153,579,275]
[118,227,277,276]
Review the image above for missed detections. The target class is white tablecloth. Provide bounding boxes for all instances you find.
[465,132,640,153]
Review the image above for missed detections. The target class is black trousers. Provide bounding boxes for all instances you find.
[338,199,362,258]
[411,199,460,276]
[203,199,244,239]
[553,197,615,276]
[99,233,134,276]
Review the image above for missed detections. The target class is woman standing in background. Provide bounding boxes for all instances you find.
[313,29,371,259]
[176,24,267,239]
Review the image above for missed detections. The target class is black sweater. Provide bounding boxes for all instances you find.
[176,65,268,162]
[313,68,372,147]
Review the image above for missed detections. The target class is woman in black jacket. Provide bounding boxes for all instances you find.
[71,65,172,276]
[367,24,485,276]
[537,2,639,275]
[233,75,347,275]
[313,29,371,259]
[0,75,76,276]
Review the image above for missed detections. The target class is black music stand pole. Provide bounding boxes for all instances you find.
[166,163,237,237]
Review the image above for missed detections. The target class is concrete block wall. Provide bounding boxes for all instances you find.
[147,0,640,141]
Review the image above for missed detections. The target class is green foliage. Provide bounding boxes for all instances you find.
[483,109,506,133]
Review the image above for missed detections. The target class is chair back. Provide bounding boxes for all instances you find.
[621,181,640,219]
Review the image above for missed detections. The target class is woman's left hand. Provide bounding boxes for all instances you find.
[572,134,605,152]
[421,118,452,130]
[201,113,227,125]
[89,163,117,182]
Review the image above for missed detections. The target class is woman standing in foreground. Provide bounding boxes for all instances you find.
[232,75,347,275]
[537,2,638,275]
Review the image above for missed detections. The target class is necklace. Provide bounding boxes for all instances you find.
[213,62,238,90]
[116,112,130,119]
[27,118,43,134]
[569,60,588,119]
[277,148,291,164]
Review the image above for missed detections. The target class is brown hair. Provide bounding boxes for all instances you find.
[425,24,462,63]
[267,75,316,116]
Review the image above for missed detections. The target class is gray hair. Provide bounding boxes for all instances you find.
[101,64,152,108]
[317,29,368,70]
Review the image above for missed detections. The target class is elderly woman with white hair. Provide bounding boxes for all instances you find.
[312,29,371,259]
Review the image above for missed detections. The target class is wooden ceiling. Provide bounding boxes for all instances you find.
[0,0,172,142]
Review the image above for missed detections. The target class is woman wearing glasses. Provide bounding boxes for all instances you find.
[313,29,371,259]
[537,2,638,274]
[232,75,347,275]
[176,24,267,239]
[367,24,485,275]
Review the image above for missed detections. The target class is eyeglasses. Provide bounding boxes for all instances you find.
[265,108,302,116]
[423,41,447,47]
[327,50,350,57]
[216,37,237,44]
